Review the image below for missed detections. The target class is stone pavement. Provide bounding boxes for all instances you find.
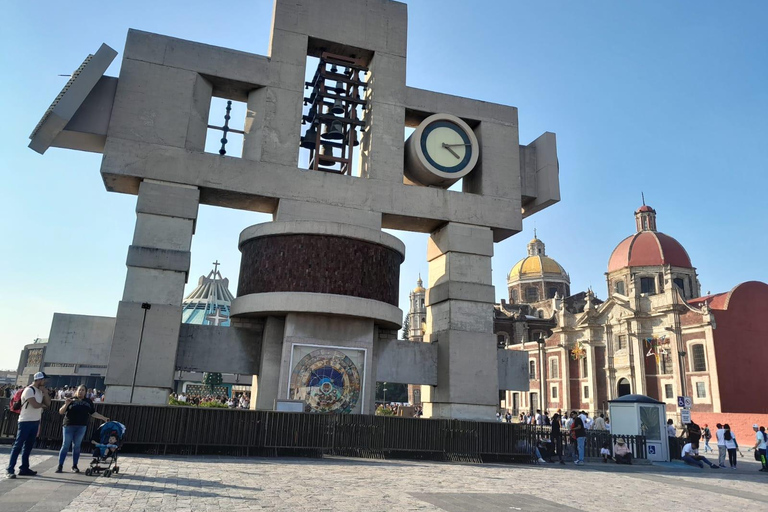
[1,446,766,512]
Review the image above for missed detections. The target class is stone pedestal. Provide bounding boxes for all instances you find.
[421,223,499,420]
[105,180,199,404]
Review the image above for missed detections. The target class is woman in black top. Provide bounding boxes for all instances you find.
[550,410,565,464]
[56,385,109,473]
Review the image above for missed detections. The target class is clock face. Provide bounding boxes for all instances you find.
[421,121,473,173]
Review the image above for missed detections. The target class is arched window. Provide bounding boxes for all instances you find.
[614,280,625,295]
[510,289,519,302]
[526,287,539,302]
[640,277,656,294]
[691,344,706,372]
[548,287,558,299]
[529,360,536,380]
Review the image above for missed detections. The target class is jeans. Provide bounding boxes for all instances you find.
[727,448,737,467]
[704,438,712,452]
[576,436,586,462]
[682,455,714,468]
[718,445,726,466]
[58,425,87,467]
[6,421,39,473]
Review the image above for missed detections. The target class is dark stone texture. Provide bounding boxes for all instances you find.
[238,234,403,306]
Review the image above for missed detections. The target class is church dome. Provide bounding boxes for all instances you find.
[607,204,693,273]
[182,262,235,326]
[412,275,426,294]
[507,236,569,282]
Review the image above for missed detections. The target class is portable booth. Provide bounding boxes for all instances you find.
[608,394,668,462]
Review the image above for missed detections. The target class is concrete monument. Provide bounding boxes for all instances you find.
[29,0,559,419]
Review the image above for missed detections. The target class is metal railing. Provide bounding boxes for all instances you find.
[1,402,646,463]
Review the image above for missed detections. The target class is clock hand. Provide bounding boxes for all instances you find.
[441,142,461,159]
[443,143,472,147]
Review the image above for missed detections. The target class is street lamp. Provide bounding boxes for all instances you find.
[383,387,387,403]
[129,302,152,404]
[535,334,546,412]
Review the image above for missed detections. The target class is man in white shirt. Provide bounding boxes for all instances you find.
[681,441,719,469]
[753,424,767,472]
[535,409,543,425]
[6,372,51,479]
[715,423,727,467]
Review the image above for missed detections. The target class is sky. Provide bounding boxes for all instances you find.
[1,0,766,370]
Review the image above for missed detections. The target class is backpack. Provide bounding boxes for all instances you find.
[9,386,33,414]
[703,428,711,440]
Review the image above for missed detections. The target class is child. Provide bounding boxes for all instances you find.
[92,434,119,461]
[600,440,611,462]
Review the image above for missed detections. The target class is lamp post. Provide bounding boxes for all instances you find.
[383,387,387,404]
[536,335,546,412]
[129,302,151,404]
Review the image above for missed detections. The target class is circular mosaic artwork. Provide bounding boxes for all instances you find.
[289,348,362,414]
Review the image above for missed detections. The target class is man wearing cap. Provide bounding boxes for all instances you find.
[5,372,51,479]
[753,424,767,472]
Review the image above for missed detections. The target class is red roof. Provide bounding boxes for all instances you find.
[687,292,728,309]
[636,205,654,213]
[607,231,693,272]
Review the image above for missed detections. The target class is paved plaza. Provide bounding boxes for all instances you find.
[1,446,767,511]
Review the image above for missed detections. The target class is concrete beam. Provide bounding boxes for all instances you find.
[374,339,437,386]
[521,132,560,218]
[497,349,529,391]
[135,180,200,221]
[426,282,496,307]
[126,245,191,274]
[176,324,263,375]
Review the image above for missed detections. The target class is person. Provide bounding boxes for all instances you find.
[753,425,767,472]
[92,434,119,461]
[504,411,512,423]
[604,416,611,432]
[681,441,719,469]
[613,438,633,464]
[667,419,678,459]
[600,441,611,462]
[6,372,51,479]
[544,411,551,426]
[550,409,565,464]
[715,423,727,467]
[723,424,740,469]
[535,409,543,425]
[56,385,110,473]
[570,410,587,465]
[702,424,713,452]
[593,413,606,431]
[687,420,702,445]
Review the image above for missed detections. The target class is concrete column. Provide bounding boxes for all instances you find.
[254,316,285,410]
[105,180,199,404]
[421,222,498,420]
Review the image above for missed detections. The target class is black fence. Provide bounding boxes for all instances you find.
[1,401,646,463]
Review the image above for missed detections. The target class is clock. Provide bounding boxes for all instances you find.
[404,113,479,187]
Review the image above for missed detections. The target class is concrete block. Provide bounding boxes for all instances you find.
[52,76,118,154]
[521,132,560,218]
[366,52,406,106]
[126,245,191,273]
[428,300,494,334]
[497,348,529,391]
[284,313,373,345]
[359,101,406,182]
[122,267,187,305]
[133,213,195,252]
[427,222,494,260]
[463,121,520,200]
[105,301,182,390]
[186,74,213,152]
[136,180,200,221]
[106,384,169,405]
[176,323,262,375]
[404,87,518,126]
[374,339,437,385]
[109,58,200,149]
[431,330,498,406]
[44,313,115,367]
[254,316,285,410]
[426,281,496,307]
[423,402,497,421]
[428,253,492,288]
[256,86,303,167]
[242,87,267,162]
[274,199,382,230]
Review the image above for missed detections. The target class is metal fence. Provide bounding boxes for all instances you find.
[1,401,646,463]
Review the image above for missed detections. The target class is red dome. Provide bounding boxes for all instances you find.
[636,205,654,213]
[608,231,692,273]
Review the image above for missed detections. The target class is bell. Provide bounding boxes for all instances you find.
[321,120,344,140]
[331,98,344,115]
[300,126,317,150]
[334,80,346,94]
[318,143,335,166]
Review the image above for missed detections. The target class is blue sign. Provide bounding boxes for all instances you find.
[648,445,656,455]
[677,396,686,408]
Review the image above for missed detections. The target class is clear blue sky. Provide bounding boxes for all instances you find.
[1,1,766,370]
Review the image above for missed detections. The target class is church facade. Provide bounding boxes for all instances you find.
[498,204,768,417]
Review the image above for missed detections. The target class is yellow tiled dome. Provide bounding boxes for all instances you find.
[508,256,568,280]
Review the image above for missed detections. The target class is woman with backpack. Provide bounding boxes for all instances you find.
[702,424,713,453]
[56,385,110,474]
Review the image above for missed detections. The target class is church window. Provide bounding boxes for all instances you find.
[696,382,707,398]
[581,358,588,378]
[420,299,425,308]
[538,310,544,319]
[206,97,246,158]
[673,278,685,293]
[548,287,558,299]
[511,290,519,302]
[526,287,539,302]
[665,384,674,399]
[583,385,589,399]
[551,386,558,399]
[640,277,656,294]
[529,360,536,380]
[616,335,627,350]
[642,217,648,230]
[660,351,673,375]
[549,358,559,379]
[691,344,706,372]
[614,280,625,295]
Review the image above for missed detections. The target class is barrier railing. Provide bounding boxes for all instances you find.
[0,402,646,463]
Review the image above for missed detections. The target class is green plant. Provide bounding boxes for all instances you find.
[375,405,395,416]
[198,400,228,408]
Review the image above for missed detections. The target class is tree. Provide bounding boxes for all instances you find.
[202,372,223,394]
[402,314,410,340]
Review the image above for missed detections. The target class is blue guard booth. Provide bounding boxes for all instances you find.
[609,394,669,462]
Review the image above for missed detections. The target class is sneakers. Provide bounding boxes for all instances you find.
[55,465,63,473]
[710,465,720,469]
[72,466,80,473]
[719,464,726,468]
[574,460,584,465]
[17,469,38,477]
[537,458,547,464]
[5,472,15,479]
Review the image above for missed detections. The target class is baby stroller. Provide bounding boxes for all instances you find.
[85,421,126,477]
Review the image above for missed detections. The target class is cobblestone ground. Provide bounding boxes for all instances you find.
[1,446,767,511]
